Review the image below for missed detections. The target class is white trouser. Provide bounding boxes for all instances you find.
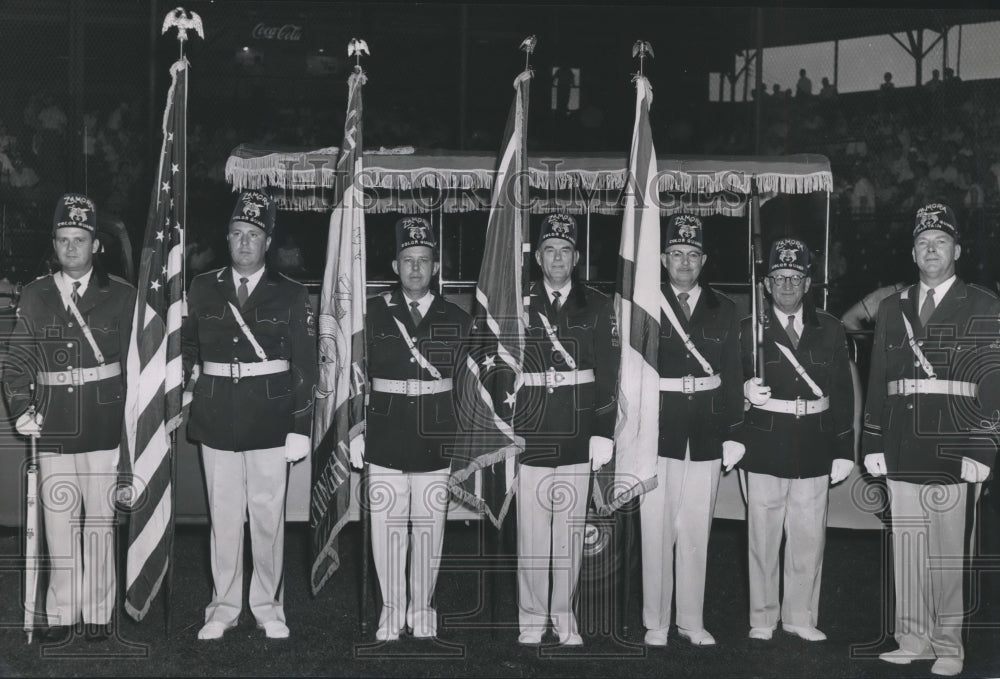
[746,472,829,629]
[367,464,450,637]
[516,462,590,638]
[887,479,972,660]
[640,451,721,633]
[38,447,118,626]
[201,445,288,627]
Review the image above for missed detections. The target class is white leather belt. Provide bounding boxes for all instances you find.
[521,368,595,389]
[37,362,122,386]
[202,359,290,379]
[659,374,721,394]
[886,379,978,398]
[371,377,453,396]
[755,396,830,416]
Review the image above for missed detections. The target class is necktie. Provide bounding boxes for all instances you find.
[677,292,692,321]
[237,277,249,307]
[785,314,800,349]
[410,300,423,326]
[70,281,81,305]
[552,290,562,312]
[919,287,936,326]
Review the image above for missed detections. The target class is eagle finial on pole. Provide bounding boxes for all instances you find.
[632,39,654,78]
[162,7,204,44]
[348,38,370,69]
[520,35,537,71]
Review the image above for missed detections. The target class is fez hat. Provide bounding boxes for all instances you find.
[767,237,811,275]
[663,213,704,252]
[395,215,436,255]
[52,193,98,236]
[230,190,277,237]
[913,203,959,241]
[537,213,578,249]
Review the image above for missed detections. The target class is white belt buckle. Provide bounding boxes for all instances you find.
[70,368,84,386]
[545,368,565,392]
[682,375,695,394]
[230,362,242,381]
[405,379,420,397]
[795,398,806,417]
[900,380,912,396]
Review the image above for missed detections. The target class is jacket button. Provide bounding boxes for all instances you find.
[547,388,554,394]
[914,361,921,367]
[410,357,416,363]
[66,342,72,348]
[67,387,74,393]
[68,322,74,328]
[917,340,924,347]
[906,403,914,410]
[233,337,239,343]
[688,395,693,401]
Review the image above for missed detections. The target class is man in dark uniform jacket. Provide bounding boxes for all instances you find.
[641,213,744,647]
[515,213,619,647]
[740,237,855,643]
[3,193,135,642]
[349,216,470,641]
[182,190,317,641]
[863,203,1000,676]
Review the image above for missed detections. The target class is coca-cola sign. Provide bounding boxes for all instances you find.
[251,22,303,41]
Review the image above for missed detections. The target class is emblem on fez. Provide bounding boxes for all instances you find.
[917,205,945,228]
[66,197,91,224]
[242,201,262,220]
[548,215,573,236]
[675,215,700,240]
[406,224,428,241]
[777,240,801,266]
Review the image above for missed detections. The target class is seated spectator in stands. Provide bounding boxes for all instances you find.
[818,77,838,101]
[964,176,985,210]
[880,72,895,92]
[796,69,813,98]
[925,69,942,93]
[849,164,876,214]
[943,67,961,85]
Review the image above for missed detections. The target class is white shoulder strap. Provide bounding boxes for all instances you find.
[773,342,824,398]
[901,313,936,378]
[660,293,714,376]
[537,312,578,370]
[227,302,269,361]
[65,296,105,365]
[391,315,443,379]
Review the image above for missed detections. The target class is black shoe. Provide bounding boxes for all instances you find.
[84,623,111,642]
[40,626,71,643]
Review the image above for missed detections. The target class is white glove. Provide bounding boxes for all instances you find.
[15,411,42,438]
[349,436,365,470]
[743,377,771,406]
[961,457,990,483]
[863,453,886,477]
[722,440,745,472]
[830,458,854,485]
[589,436,613,471]
[183,364,200,408]
[284,433,311,463]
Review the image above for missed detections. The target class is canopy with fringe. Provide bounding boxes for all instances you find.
[225,145,832,217]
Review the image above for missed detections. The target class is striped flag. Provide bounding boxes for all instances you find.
[448,70,531,528]
[596,74,660,513]
[122,57,188,620]
[310,67,368,594]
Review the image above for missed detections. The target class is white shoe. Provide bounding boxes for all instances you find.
[749,626,775,641]
[259,620,289,639]
[678,627,716,646]
[518,629,543,645]
[197,621,233,641]
[559,632,583,646]
[375,625,400,642]
[931,657,963,676]
[878,647,935,665]
[644,629,668,646]
[782,624,826,641]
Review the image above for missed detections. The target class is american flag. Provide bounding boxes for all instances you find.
[122,58,188,620]
[448,69,531,528]
[310,67,368,594]
[596,74,661,513]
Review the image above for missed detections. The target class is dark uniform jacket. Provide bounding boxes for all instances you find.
[182,266,317,452]
[3,269,135,454]
[738,301,855,478]
[365,288,471,473]
[862,279,1000,484]
[657,283,743,461]
[517,281,619,468]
